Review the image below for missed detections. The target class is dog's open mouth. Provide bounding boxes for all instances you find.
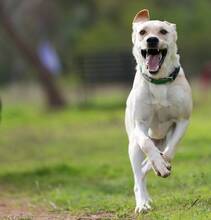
[141,49,167,74]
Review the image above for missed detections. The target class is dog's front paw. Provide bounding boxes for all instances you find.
[161,152,171,163]
[150,153,171,178]
[135,201,152,213]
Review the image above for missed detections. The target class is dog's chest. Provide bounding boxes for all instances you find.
[149,86,172,118]
[144,85,173,139]
[148,85,169,107]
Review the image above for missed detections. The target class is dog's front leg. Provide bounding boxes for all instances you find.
[135,122,171,178]
[128,140,152,213]
[141,119,189,176]
[163,119,189,161]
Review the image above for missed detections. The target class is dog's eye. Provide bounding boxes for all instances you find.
[160,29,168,35]
[139,30,146,35]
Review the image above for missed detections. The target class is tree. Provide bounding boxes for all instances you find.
[0,1,66,109]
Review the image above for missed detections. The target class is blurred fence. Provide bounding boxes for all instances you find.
[76,51,136,84]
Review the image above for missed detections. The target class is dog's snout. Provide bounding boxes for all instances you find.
[147,37,159,47]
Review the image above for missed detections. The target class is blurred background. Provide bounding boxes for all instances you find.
[0,0,211,108]
[0,0,210,218]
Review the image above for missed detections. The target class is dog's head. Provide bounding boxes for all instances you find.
[132,9,179,77]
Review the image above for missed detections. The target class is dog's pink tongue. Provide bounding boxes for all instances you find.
[146,55,160,72]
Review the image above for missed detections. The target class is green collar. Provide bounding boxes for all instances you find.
[142,67,180,85]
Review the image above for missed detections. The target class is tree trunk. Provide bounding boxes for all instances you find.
[0,2,67,109]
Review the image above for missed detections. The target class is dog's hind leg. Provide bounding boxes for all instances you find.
[128,140,152,213]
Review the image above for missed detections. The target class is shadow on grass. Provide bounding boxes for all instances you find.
[0,163,132,196]
[76,100,125,111]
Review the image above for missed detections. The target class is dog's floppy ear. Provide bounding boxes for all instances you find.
[133,9,150,23]
[164,21,176,30]
[171,23,176,31]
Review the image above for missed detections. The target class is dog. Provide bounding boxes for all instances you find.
[125,9,192,213]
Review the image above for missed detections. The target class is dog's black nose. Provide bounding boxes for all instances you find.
[147,37,159,47]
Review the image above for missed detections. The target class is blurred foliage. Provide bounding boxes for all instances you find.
[0,0,211,84]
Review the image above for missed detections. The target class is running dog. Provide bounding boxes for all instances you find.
[125,9,192,213]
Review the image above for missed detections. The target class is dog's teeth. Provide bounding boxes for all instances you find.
[159,53,162,60]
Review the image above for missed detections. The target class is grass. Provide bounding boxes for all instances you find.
[0,87,210,219]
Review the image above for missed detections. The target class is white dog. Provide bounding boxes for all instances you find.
[125,9,192,213]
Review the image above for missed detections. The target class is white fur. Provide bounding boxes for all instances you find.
[125,12,192,213]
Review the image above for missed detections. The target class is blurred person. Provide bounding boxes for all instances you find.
[200,62,211,90]
[37,40,62,76]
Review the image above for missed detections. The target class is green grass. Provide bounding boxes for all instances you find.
[0,90,210,219]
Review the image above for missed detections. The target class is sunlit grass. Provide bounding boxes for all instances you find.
[0,87,210,219]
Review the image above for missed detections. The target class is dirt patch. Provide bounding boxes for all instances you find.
[0,199,114,220]
[76,213,114,220]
